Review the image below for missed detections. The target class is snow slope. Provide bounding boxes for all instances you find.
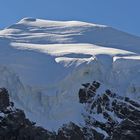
[0,17,140,130]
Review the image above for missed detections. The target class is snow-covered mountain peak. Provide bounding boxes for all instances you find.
[0,18,140,130]
[18,17,107,27]
[1,18,140,53]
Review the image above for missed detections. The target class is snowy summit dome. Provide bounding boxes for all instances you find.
[0,18,140,130]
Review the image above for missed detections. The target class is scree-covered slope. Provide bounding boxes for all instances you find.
[0,17,140,130]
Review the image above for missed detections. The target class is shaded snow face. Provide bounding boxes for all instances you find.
[0,18,140,130]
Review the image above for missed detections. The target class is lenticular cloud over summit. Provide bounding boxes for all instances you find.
[0,17,140,130]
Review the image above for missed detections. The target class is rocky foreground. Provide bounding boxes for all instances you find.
[0,82,140,140]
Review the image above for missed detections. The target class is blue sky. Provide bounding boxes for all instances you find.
[0,0,140,36]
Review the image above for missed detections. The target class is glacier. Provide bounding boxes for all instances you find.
[0,17,140,130]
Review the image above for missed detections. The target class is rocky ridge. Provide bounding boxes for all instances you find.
[0,88,55,140]
[78,81,140,140]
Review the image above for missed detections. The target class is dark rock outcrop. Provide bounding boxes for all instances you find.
[0,88,56,140]
[78,81,140,140]
[57,122,85,140]
[0,88,10,111]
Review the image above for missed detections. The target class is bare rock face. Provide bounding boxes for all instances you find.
[0,88,10,111]
[57,122,85,140]
[0,88,56,140]
[78,81,140,140]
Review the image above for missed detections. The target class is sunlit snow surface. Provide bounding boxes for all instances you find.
[0,17,140,130]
